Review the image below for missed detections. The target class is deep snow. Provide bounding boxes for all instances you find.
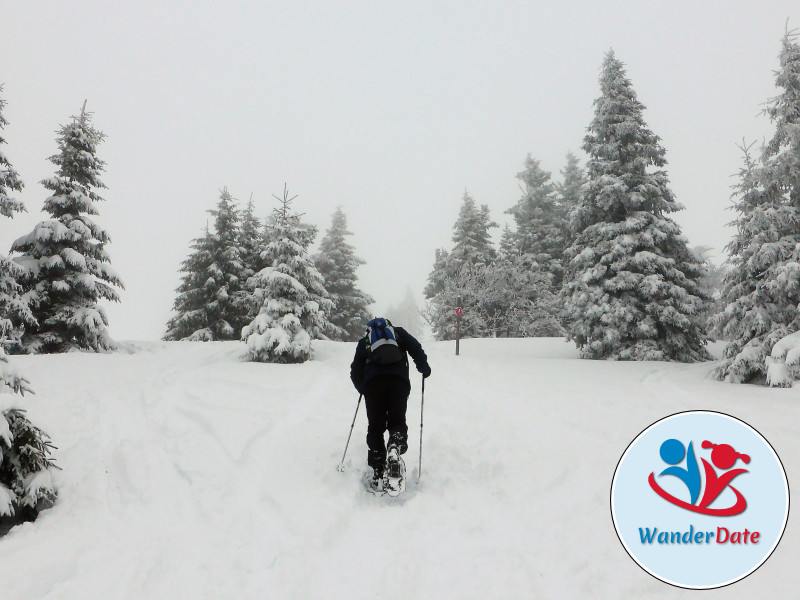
[0,337,798,599]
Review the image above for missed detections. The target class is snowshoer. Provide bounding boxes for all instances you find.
[350,318,431,493]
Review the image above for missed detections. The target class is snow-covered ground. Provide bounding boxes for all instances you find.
[1,338,798,599]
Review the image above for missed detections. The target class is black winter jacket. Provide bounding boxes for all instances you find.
[350,327,430,394]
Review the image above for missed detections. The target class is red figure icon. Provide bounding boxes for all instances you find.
[697,441,750,512]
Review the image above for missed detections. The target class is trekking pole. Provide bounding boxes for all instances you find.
[337,394,362,472]
[418,377,425,483]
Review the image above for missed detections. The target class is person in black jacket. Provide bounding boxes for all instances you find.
[350,318,431,487]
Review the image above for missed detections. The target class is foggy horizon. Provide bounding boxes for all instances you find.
[2,2,797,341]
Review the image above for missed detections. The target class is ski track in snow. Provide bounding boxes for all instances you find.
[1,338,799,599]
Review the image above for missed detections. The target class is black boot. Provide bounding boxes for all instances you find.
[368,448,385,470]
[388,431,408,455]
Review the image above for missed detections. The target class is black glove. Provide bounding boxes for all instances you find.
[421,365,431,379]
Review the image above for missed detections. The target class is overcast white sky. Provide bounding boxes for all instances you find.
[1,1,798,341]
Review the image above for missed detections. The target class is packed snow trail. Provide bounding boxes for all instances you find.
[1,338,798,599]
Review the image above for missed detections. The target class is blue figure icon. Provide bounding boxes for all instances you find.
[658,439,701,505]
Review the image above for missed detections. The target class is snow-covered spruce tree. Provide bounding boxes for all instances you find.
[0,409,59,519]
[164,188,245,341]
[558,152,586,244]
[11,104,123,354]
[448,191,497,273]
[506,155,566,290]
[0,266,58,521]
[424,257,561,340]
[0,85,35,359]
[242,186,333,363]
[491,233,563,337]
[423,264,487,340]
[0,262,37,359]
[1,241,34,396]
[0,88,58,520]
[164,226,214,340]
[314,207,373,341]
[711,146,796,382]
[424,193,496,302]
[0,85,25,219]
[0,272,32,398]
[423,247,450,300]
[236,196,267,324]
[238,197,265,272]
[498,224,516,258]
[562,51,708,362]
[424,192,498,339]
[501,265,562,337]
[0,255,33,396]
[712,33,800,383]
[691,245,727,341]
[206,188,246,336]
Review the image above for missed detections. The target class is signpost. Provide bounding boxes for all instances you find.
[455,306,463,356]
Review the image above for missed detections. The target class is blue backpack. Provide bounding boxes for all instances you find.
[365,318,404,365]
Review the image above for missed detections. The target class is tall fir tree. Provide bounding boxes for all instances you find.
[236,196,265,324]
[11,104,123,353]
[237,197,266,282]
[562,51,708,362]
[314,207,373,341]
[0,85,34,368]
[423,247,450,300]
[0,85,25,219]
[507,155,566,290]
[498,224,517,259]
[492,223,563,337]
[423,264,485,340]
[243,186,333,363]
[164,188,245,341]
[0,258,31,394]
[691,245,727,340]
[0,408,59,519]
[712,149,795,382]
[712,31,800,382]
[486,255,562,337]
[558,151,586,244]
[164,226,214,341]
[0,90,58,518]
[207,188,246,336]
[424,192,498,339]
[448,191,497,273]
[0,86,32,391]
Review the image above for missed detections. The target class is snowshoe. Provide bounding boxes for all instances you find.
[385,444,406,497]
[364,468,386,495]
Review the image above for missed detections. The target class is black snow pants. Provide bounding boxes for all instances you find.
[364,376,411,471]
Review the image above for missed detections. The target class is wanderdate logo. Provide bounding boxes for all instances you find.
[611,411,789,589]
[649,438,750,516]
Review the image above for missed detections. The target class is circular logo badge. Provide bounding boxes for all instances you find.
[611,411,789,589]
